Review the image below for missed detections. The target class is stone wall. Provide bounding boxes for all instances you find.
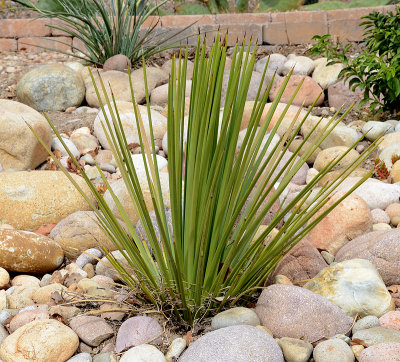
[0,5,397,52]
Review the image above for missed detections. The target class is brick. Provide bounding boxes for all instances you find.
[271,12,286,22]
[285,11,328,44]
[200,24,262,46]
[155,26,200,47]
[328,19,365,42]
[18,36,72,52]
[161,15,215,27]
[0,38,17,52]
[0,19,51,38]
[262,22,288,45]
[326,6,385,20]
[215,13,270,24]
[141,16,162,28]
[50,19,73,36]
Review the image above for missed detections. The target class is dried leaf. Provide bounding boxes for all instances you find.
[350,338,368,348]
[51,291,64,305]
[51,313,66,325]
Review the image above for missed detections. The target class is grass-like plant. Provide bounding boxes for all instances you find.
[32,35,378,326]
[12,0,186,66]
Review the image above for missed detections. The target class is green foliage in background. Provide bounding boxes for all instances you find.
[310,7,400,114]
[303,0,393,10]
[33,36,377,326]
[12,0,187,66]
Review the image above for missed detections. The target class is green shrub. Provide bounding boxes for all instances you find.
[303,0,393,10]
[33,36,378,326]
[12,0,187,66]
[310,7,400,115]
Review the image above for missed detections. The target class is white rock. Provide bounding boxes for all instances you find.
[379,143,400,170]
[130,154,168,173]
[313,338,354,362]
[312,58,344,89]
[362,121,393,141]
[52,137,81,158]
[166,338,187,362]
[255,54,287,74]
[120,344,166,362]
[280,54,315,76]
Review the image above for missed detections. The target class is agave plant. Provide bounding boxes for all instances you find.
[32,35,378,326]
[12,0,188,66]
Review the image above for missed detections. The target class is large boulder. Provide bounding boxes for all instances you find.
[266,239,328,285]
[255,284,353,343]
[0,229,64,273]
[17,64,85,111]
[307,193,372,255]
[0,319,78,362]
[304,259,394,317]
[335,229,400,286]
[0,171,95,230]
[0,100,52,170]
[94,101,167,150]
[180,325,284,362]
[49,211,117,259]
[270,75,324,107]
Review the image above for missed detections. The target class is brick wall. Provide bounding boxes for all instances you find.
[0,5,396,52]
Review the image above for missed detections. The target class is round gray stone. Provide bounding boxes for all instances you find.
[313,339,354,362]
[352,316,380,334]
[352,327,400,347]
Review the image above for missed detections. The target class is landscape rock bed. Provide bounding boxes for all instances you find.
[1,9,400,360]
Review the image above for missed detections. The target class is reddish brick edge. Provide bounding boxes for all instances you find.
[0,5,396,52]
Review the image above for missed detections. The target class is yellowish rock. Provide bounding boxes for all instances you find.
[0,319,79,362]
[351,344,364,360]
[32,283,66,304]
[7,286,38,309]
[314,146,360,172]
[0,171,95,231]
[317,167,370,187]
[391,160,400,183]
[0,229,64,273]
[0,267,9,289]
[77,278,114,298]
[373,223,392,231]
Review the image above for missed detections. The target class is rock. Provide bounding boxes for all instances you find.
[49,305,80,320]
[317,168,370,187]
[373,223,391,231]
[161,59,194,80]
[0,171,95,231]
[304,259,394,317]
[288,139,322,164]
[146,67,169,88]
[115,316,163,353]
[100,303,125,321]
[335,229,400,285]
[391,160,400,183]
[377,132,400,152]
[11,275,40,288]
[69,316,113,347]
[301,116,359,150]
[321,251,335,264]
[70,127,99,155]
[165,337,186,362]
[255,284,353,343]
[312,58,344,89]
[266,239,328,285]
[0,324,8,345]
[33,283,65,304]
[313,339,354,362]
[352,326,400,346]
[103,172,170,226]
[180,325,284,362]
[76,248,103,268]
[6,286,37,309]
[255,54,287,74]
[77,278,114,299]
[103,54,131,72]
[93,353,118,362]
[0,268,9,289]
[67,352,92,362]
[65,62,85,74]
[17,64,85,111]
[9,309,50,333]
[86,70,149,108]
[306,193,372,255]
[380,311,400,331]
[49,211,116,259]
[385,203,400,226]
[277,337,313,362]
[280,54,315,76]
[52,137,81,159]
[0,229,63,273]
[328,77,363,110]
[359,342,400,361]
[362,121,393,142]
[334,177,400,210]
[120,344,166,362]
[211,307,260,330]
[129,154,167,172]
[0,99,52,170]
[270,75,324,107]
[371,209,390,224]
[379,143,400,170]
[314,146,360,172]
[150,80,191,107]
[352,316,380,334]
[0,319,79,362]
[94,101,167,149]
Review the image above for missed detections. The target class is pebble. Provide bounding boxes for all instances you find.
[100,163,116,173]
[362,121,393,141]
[385,203,400,226]
[277,337,313,362]
[52,136,81,159]
[351,344,364,359]
[165,337,186,362]
[81,153,96,165]
[0,268,10,289]
[76,248,103,268]
[372,223,392,231]
[352,316,380,334]
[371,208,390,224]
[352,326,400,346]
[321,251,335,264]
[211,307,260,330]
[93,353,118,362]
[67,353,92,362]
[379,311,400,331]
[313,339,354,362]
[120,344,166,362]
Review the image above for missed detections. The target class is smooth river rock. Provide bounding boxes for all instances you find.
[255,284,353,343]
[0,99,52,170]
[0,171,95,230]
[0,229,64,273]
[304,259,394,317]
